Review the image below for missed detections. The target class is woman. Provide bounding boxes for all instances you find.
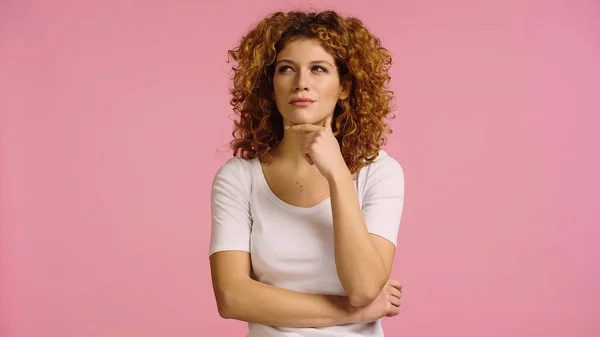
[209,10,405,337]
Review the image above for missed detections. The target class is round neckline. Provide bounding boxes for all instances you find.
[252,158,330,214]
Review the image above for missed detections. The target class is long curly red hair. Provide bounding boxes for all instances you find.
[227,10,396,174]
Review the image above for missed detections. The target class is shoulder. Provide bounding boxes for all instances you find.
[212,156,255,191]
[361,150,404,185]
[215,156,254,176]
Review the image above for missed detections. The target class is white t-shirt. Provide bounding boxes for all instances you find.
[209,150,405,337]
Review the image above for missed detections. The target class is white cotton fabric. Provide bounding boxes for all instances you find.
[209,150,405,337]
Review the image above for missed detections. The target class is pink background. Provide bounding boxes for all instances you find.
[1,0,599,336]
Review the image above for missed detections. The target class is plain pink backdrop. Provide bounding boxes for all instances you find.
[1,0,599,336]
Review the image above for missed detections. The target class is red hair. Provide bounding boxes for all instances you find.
[227,10,396,174]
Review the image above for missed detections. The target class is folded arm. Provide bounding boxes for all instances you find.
[327,161,405,306]
[210,250,359,328]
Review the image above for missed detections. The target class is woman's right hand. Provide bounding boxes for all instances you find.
[350,279,402,323]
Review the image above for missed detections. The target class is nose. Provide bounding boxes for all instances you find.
[294,71,310,92]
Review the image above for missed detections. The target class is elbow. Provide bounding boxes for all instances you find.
[213,276,251,320]
[348,287,380,307]
[216,301,233,319]
[347,277,387,307]
[215,289,237,319]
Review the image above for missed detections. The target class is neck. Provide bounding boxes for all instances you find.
[271,129,312,169]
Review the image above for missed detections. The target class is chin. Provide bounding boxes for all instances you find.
[289,118,318,125]
[283,111,324,125]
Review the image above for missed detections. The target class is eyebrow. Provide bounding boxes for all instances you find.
[275,59,334,67]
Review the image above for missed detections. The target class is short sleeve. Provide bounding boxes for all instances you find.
[208,157,253,256]
[361,154,405,247]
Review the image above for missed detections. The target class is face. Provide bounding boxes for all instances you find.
[272,38,349,127]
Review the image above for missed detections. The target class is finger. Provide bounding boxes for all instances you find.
[303,153,314,165]
[389,295,401,307]
[299,133,319,146]
[388,279,402,290]
[300,140,317,149]
[300,143,312,153]
[389,286,402,299]
[300,139,316,150]
[386,306,400,317]
[285,124,322,133]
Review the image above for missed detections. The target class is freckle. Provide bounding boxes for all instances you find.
[300,185,303,188]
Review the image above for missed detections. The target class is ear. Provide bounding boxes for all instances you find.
[338,73,352,100]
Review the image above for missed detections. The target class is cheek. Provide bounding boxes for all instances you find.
[273,78,290,98]
[320,81,341,101]
[271,81,283,102]
[316,86,340,116]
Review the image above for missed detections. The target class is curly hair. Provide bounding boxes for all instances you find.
[227,10,396,174]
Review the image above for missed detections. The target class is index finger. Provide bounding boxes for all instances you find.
[285,124,322,133]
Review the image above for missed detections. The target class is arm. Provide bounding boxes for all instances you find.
[209,159,360,328]
[209,156,402,326]
[328,169,395,306]
[287,122,405,307]
[210,250,359,328]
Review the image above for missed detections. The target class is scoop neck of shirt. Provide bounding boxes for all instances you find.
[251,157,331,214]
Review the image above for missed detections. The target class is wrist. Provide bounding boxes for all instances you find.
[326,165,352,186]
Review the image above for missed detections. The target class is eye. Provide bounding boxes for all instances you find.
[278,65,293,73]
[312,66,328,73]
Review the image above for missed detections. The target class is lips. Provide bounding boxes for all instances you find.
[289,98,316,104]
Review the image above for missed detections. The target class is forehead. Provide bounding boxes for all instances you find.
[276,38,335,62]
